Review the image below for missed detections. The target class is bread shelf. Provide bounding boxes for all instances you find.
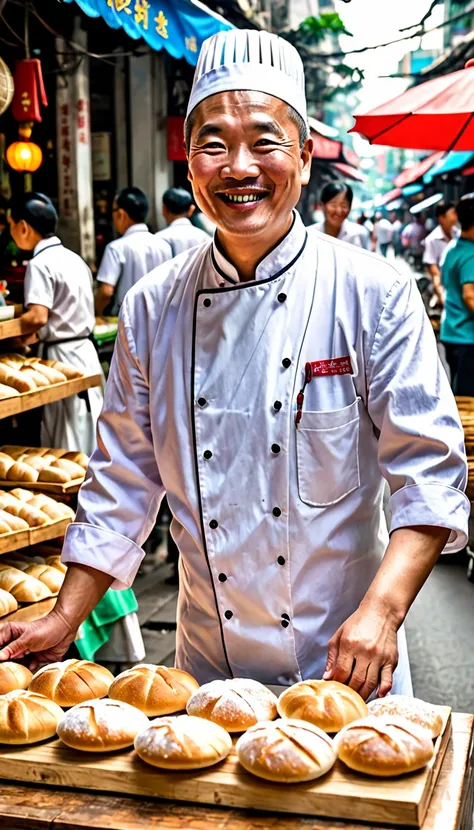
[0,518,71,556]
[0,374,102,419]
[0,317,37,342]
[2,596,56,623]
[0,477,83,495]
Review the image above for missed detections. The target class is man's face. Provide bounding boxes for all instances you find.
[187,91,312,243]
[440,207,458,232]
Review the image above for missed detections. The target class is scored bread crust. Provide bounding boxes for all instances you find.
[236,718,337,783]
[29,659,114,707]
[333,715,435,777]
[186,678,278,733]
[58,698,149,751]
[108,664,199,716]
[0,689,63,744]
[277,679,368,733]
[134,714,232,769]
[367,695,444,739]
[0,662,32,694]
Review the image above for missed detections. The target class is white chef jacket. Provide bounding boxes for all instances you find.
[24,236,103,454]
[96,224,171,315]
[423,224,460,267]
[313,219,368,249]
[155,217,210,256]
[62,212,469,690]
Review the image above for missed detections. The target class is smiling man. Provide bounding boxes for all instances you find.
[0,30,468,700]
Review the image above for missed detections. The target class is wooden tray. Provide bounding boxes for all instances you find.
[0,478,83,495]
[0,317,37,341]
[0,517,71,555]
[0,374,102,419]
[0,707,452,827]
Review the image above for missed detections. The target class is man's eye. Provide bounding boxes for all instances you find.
[255,138,276,147]
[202,141,224,150]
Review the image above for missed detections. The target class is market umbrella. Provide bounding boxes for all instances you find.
[350,64,474,151]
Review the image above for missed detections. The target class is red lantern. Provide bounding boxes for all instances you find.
[6,140,42,172]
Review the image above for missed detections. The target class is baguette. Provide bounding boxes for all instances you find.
[19,367,49,388]
[51,458,85,479]
[0,364,36,393]
[27,360,67,384]
[6,462,39,483]
[0,508,29,532]
[38,467,70,484]
[0,566,51,602]
[0,587,18,616]
[38,359,83,380]
[3,502,50,527]
[0,383,20,399]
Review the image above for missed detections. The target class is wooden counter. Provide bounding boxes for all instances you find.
[0,712,472,830]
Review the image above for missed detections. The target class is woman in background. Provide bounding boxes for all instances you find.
[314,182,369,248]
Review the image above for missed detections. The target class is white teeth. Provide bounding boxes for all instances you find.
[224,193,264,203]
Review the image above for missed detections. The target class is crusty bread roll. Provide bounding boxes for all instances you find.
[28,496,66,522]
[0,689,63,744]
[236,719,337,783]
[0,507,29,532]
[62,451,89,469]
[21,455,51,472]
[186,678,278,733]
[0,565,51,602]
[0,383,20,399]
[333,716,435,777]
[38,359,83,380]
[0,364,36,393]
[0,519,12,534]
[367,695,444,739]
[45,555,67,574]
[9,488,35,501]
[0,662,33,694]
[20,367,49,388]
[277,680,368,733]
[0,492,21,507]
[134,714,232,770]
[29,659,114,707]
[27,360,67,384]
[3,502,50,527]
[38,467,70,484]
[0,354,25,368]
[0,587,18,616]
[0,458,14,479]
[16,563,64,594]
[6,461,39,483]
[108,664,199,716]
[58,698,149,752]
[51,458,85,479]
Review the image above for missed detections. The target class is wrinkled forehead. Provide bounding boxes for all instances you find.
[189,89,293,132]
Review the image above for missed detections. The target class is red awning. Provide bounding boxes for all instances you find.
[312,132,342,161]
[462,164,474,176]
[394,152,444,188]
[342,147,361,168]
[378,187,402,205]
[332,162,367,183]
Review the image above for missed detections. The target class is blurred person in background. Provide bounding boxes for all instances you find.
[314,183,367,248]
[157,187,210,255]
[401,215,427,272]
[423,202,459,307]
[373,212,393,257]
[390,212,403,257]
[95,187,171,317]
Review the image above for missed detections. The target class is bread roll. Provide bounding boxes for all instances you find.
[6,461,39,483]
[367,695,444,739]
[0,458,14,479]
[28,496,66,522]
[0,587,18,616]
[0,383,20,399]
[0,662,33,694]
[0,492,21,507]
[0,354,25,368]
[277,680,368,733]
[0,689,63,744]
[108,665,198,717]
[20,367,50,388]
[0,507,29,532]
[0,565,51,602]
[236,719,337,783]
[0,364,36,393]
[334,716,435,777]
[18,563,64,594]
[186,678,278,733]
[3,502,50,527]
[62,451,89,469]
[29,659,114,707]
[45,555,67,574]
[58,698,149,752]
[38,467,70,484]
[27,360,67,384]
[135,714,232,770]
[38,359,83,380]
[9,488,35,502]
[0,519,12,534]
[21,455,51,472]
[51,458,85,479]
[0,446,27,457]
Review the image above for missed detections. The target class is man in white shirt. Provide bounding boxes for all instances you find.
[423,202,458,305]
[156,187,210,256]
[373,213,393,257]
[95,187,171,316]
[0,31,467,700]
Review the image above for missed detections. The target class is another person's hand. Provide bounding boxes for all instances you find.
[0,607,76,672]
[323,599,399,700]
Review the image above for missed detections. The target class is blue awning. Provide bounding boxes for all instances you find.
[64,0,232,65]
[402,184,424,197]
[423,151,474,184]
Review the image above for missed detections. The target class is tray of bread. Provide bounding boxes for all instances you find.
[0,354,83,400]
[0,446,88,494]
[0,489,74,555]
[0,662,452,827]
[0,548,66,618]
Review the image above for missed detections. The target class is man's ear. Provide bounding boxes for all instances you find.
[188,204,196,217]
[300,136,313,187]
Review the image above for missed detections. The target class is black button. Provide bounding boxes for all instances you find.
[203,298,211,307]
[272,507,282,517]
[277,556,286,566]
[271,444,281,454]
[273,400,282,411]
[203,450,213,460]
[282,358,291,369]
[209,519,219,529]
[218,573,227,582]
[281,619,290,628]
[281,613,290,621]
[197,397,207,407]
[277,293,287,303]
[224,610,233,620]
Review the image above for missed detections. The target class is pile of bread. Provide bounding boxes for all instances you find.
[0,446,88,486]
[0,661,444,783]
[0,354,83,400]
[0,548,67,616]
[0,488,74,539]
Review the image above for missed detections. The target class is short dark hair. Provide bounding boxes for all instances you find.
[436,201,456,219]
[163,187,193,216]
[456,193,474,232]
[9,192,57,237]
[115,187,149,223]
[320,182,354,208]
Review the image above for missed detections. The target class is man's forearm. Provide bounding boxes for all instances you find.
[55,563,114,632]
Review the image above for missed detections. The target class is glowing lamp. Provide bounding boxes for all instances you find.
[6,140,42,172]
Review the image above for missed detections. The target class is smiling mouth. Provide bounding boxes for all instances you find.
[216,192,268,204]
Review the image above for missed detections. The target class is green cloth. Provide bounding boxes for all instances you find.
[75,587,138,661]
[441,237,474,344]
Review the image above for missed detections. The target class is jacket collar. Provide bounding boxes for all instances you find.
[33,236,62,257]
[210,211,306,286]
[123,223,149,237]
[170,217,192,227]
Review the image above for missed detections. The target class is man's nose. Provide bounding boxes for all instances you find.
[221,145,260,179]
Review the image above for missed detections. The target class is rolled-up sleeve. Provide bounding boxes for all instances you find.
[61,302,165,588]
[366,275,469,552]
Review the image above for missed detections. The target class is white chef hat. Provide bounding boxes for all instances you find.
[186,29,307,125]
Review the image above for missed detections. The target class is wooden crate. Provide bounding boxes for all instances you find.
[0,478,83,496]
[0,374,102,419]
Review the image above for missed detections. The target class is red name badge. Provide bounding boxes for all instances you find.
[310,356,353,377]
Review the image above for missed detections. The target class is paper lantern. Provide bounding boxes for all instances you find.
[0,57,14,116]
[6,141,42,172]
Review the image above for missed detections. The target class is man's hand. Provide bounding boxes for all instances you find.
[323,599,399,700]
[0,607,76,672]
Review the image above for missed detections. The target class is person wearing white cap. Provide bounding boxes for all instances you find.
[0,30,467,700]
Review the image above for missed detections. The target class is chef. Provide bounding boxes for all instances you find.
[156,187,210,255]
[0,31,468,699]
[8,192,103,454]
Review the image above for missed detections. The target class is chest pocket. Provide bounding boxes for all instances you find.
[296,399,360,507]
